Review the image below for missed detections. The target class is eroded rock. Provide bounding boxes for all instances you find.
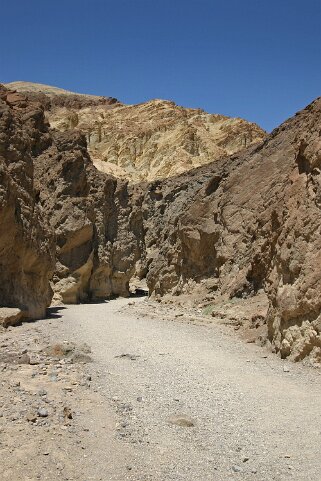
[33,129,143,302]
[2,81,321,363]
[0,308,23,328]
[138,97,321,362]
[0,85,54,318]
[5,81,266,183]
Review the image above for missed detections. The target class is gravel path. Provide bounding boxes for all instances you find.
[58,297,321,481]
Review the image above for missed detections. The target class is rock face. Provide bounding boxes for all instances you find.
[2,81,321,363]
[0,86,54,318]
[5,82,266,183]
[0,84,142,309]
[33,131,143,304]
[139,98,321,362]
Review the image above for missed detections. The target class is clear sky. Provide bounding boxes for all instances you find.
[1,0,321,131]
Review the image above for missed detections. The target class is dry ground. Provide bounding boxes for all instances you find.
[1,297,321,481]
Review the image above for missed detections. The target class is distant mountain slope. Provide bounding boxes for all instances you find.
[5,81,266,182]
[6,81,101,97]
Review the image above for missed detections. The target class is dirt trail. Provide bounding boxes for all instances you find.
[1,297,321,480]
[54,297,321,481]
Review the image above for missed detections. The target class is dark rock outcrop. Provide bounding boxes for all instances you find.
[139,98,321,362]
[0,86,54,318]
[33,130,143,304]
[0,84,142,311]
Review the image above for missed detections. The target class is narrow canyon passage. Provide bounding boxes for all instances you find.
[55,297,321,481]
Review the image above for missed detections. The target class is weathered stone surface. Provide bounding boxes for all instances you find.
[0,85,54,318]
[0,308,23,328]
[2,81,321,364]
[138,98,321,361]
[5,81,266,183]
[33,130,143,303]
[0,83,147,306]
[0,84,144,308]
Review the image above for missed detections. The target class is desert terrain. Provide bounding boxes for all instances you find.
[1,81,321,480]
[1,297,321,481]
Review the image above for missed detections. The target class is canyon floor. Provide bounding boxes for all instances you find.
[1,297,321,481]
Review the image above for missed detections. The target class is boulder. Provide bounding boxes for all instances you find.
[0,308,23,328]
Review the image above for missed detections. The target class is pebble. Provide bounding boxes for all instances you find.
[10,380,20,388]
[167,414,195,427]
[29,357,40,365]
[27,412,37,423]
[37,407,49,417]
[232,465,243,473]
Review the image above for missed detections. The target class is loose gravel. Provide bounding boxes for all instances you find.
[55,297,321,481]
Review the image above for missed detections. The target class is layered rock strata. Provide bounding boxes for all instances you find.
[5,82,266,183]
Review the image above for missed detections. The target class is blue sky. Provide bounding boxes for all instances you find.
[1,0,321,131]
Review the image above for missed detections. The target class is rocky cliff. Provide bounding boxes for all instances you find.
[139,98,321,362]
[0,84,143,311]
[2,82,321,363]
[33,129,143,304]
[5,82,266,183]
[0,86,54,319]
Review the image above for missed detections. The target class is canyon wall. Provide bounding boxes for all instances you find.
[2,82,321,362]
[140,98,321,362]
[33,129,144,304]
[0,87,54,319]
[0,85,143,313]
